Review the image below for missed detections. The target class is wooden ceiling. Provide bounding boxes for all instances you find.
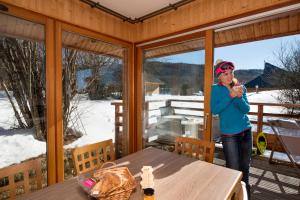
[144,38,204,58]
[62,31,124,58]
[145,10,300,58]
[215,10,300,47]
[0,13,44,41]
[0,13,124,58]
[1,9,300,58]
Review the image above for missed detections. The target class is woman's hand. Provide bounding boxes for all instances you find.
[229,89,238,98]
[233,86,243,97]
[228,85,243,98]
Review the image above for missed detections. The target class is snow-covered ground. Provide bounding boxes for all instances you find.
[146,90,285,122]
[64,97,116,149]
[0,128,45,168]
[0,92,117,168]
[0,91,18,130]
[0,90,293,168]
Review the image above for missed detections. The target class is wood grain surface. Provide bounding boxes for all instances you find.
[22,148,242,200]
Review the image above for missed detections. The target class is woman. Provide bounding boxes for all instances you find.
[210,60,252,198]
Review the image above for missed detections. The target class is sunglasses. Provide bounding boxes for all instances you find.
[215,62,234,75]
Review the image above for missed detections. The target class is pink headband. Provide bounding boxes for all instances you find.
[215,61,235,76]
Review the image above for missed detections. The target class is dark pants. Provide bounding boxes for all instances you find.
[221,129,252,198]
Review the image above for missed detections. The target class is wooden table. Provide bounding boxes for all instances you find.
[23,148,242,200]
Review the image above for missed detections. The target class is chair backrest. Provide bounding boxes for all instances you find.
[268,119,300,137]
[72,139,115,175]
[268,119,300,163]
[0,158,42,199]
[237,181,248,200]
[175,136,215,163]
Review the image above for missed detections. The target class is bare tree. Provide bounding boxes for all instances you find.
[76,51,119,100]
[0,36,120,141]
[62,49,119,138]
[275,41,300,114]
[62,48,78,137]
[0,37,46,140]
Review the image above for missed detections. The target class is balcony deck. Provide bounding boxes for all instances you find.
[214,147,300,200]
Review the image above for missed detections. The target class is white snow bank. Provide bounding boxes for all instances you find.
[64,100,115,149]
[0,97,116,168]
[0,129,45,168]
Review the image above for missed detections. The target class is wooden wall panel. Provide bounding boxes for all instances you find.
[0,0,134,42]
[2,0,298,43]
[134,0,299,43]
[215,12,300,47]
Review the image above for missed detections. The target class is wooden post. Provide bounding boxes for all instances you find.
[143,101,150,148]
[257,104,264,133]
[204,29,214,141]
[54,21,64,183]
[128,44,135,155]
[136,47,144,151]
[46,18,57,185]
[111,102,123,159]
[115,104,121,158]
[144,101,149,130]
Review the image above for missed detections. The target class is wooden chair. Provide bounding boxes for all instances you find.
[268,119,300,178]
[237,181,248,200]
[175,136,215,163]
[72,139,115,175]
[0,158,42,199]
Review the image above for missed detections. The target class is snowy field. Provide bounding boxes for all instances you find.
[146,90,286,125]
[0,92,117,168]
[0,90,293,168]
[64,95,116,149]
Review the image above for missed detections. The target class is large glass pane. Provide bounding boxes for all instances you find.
[0,12,47,196]
[62,31,128,180]
[143,38,205,151]
[213,34,300,143]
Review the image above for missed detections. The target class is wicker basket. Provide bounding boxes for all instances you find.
[78,162,136,200]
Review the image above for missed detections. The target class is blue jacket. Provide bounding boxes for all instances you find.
[210,84,251,134]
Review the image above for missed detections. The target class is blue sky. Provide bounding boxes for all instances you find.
[152,34,300,70]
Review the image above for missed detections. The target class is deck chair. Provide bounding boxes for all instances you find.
[175,136,215,163]
[0,158,42,199]
[268,119,300,176]
[145,115,185,145]
[72,139,115,175]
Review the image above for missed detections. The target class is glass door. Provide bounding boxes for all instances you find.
[142,38,207,151]
[60,30,128,180]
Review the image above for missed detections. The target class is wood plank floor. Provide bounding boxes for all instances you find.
[214,148,300,200]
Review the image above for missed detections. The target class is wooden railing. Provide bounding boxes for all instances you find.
[111,101,123,158]
[112,100,300,152]
[246,102,299,151]
[248,102,299,132]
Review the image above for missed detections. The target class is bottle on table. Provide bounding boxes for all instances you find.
[144,188,155,200]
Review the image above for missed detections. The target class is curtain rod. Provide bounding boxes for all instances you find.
[80,0,195,24]
[0,4,9,12]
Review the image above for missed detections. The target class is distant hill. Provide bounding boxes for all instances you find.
[144,61,204,95]
[245,62,287,88]
[76,61,278,95]
[234,69,263,84]
[144,61,263,95]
